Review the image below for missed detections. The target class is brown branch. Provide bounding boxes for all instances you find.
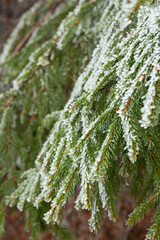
[132,0,146,13]
[47,145,66,186]
[153,225,160,240]
[96,118,118,173]
[13,0,64,55]
[51,167,77,216]
[148,150,160,176]
[129,194,159,225]
[122,97,131,115]
[149,80,159,121]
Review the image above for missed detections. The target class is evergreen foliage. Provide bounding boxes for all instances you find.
[0,0,160,239]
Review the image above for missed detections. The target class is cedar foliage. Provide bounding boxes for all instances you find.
[0,0,160,239]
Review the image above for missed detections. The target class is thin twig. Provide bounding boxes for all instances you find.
[13,0,64,55]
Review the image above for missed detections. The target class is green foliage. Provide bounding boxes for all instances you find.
[0,0,160,239]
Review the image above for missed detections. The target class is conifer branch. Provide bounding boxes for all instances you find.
[0,0,160,238]
[13,0,64,55]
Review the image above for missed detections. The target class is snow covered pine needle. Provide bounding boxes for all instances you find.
[0,0,160,239]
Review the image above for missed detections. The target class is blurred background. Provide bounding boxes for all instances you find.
[0,1,151,239]
[0,0,37,52]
